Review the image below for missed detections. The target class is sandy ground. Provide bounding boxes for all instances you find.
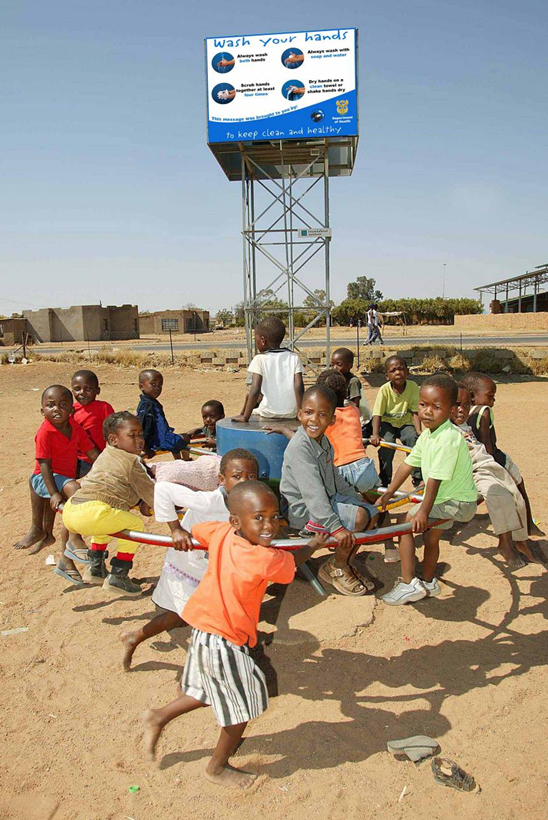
[1,362,548,820]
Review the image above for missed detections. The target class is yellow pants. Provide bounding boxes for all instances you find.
[63,498,142,558]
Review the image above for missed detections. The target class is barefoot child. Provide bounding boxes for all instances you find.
[378,374,477,605]
[137,369,189,459]
[71,369,114,477]
[122,448,259,670]
[452,384,543,567]
[370,355,422,487]
[280,385,379,596]
[14,386,99,573]
[232,317,304,422]
[142,480,327,788]
[461,372,542,536]
[62,411,156,595]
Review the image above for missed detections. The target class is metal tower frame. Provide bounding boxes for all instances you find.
[240,141,332,367]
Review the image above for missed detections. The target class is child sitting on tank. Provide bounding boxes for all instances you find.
[232,318,304,423]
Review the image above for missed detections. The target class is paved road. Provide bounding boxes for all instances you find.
[34,333,548,355]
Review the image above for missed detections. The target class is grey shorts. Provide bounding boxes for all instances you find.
[408,499,477,531]
[182,629,268,727]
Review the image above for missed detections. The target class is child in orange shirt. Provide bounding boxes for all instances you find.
[142,481,326,790]
[317,369,379,493]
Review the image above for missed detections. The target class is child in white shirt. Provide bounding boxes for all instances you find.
[232,317,304,421]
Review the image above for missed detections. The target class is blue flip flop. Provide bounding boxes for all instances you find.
[53,566,85,586]
[64,543,90,565]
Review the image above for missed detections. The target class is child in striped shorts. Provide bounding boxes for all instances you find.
[142,480,326,790]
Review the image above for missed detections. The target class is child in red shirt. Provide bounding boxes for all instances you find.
[142,481,326,790]
[14,386,99,573]
[71,369,114,477]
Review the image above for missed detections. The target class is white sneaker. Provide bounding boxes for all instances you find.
[422,578,442,597]
[382,577,426,606]
[384,546,400,564]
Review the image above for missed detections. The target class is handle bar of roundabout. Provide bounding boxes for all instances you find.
[111,518,446,551]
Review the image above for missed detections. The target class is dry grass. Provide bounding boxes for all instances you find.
[2,342,547,376]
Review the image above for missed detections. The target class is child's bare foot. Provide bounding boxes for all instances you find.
[29,533,55,555]
[14,527,46,550]
[516,540,548,565]
[497,538,526,569]
[205,763,257,789]
[142,709,164,761]
[121,631,139,671]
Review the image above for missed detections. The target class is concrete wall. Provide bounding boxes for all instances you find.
[23,304,140,341]
[0,318,27,345]
[23,308,54,342]
[455,313,548,331]
[138,309,209,334]
[105,304,139,339]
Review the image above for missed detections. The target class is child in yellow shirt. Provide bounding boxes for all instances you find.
[370,356,422,487]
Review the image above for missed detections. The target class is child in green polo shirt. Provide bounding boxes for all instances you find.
[370,356,422,487]
[377,374,477,606]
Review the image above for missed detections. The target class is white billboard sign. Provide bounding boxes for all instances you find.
[205,28,358,144]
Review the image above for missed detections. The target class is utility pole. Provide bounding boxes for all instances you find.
[442,263,446,299]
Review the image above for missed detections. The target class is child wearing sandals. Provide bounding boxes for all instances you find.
[280,385,379,597]
[452,384,544,568]
[378,374,477,606]
[14,386,99,575]
[62,411,155,595]
[142,480,327,789]
[121,448,259,670]
[461,372,542,536]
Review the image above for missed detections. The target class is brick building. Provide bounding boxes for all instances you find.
[138,308,209,335]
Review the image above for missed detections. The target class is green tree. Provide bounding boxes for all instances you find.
[332,297,370,325]
[377,297,482,325]
[215,309,233,327]
[346,276,383,303]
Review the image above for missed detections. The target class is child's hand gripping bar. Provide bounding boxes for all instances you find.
[364,439,412,454]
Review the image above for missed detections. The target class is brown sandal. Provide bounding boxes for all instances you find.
[349,563,376,592]
[318,557,369,597]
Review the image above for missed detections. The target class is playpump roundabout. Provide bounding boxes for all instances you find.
[102,426,443,599]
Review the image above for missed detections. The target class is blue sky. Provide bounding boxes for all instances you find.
[2,0,547,316]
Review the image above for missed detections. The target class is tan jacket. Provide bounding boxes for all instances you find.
[74,445,155,511]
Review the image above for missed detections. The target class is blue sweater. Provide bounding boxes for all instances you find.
[136,394,186,454]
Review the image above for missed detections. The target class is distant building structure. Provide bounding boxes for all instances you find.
[0,317,27,346]
[475,264,548,313]
[22,304,139,342]
[139,309,210,335]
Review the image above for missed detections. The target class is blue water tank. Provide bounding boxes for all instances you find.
[216,418,298,480]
